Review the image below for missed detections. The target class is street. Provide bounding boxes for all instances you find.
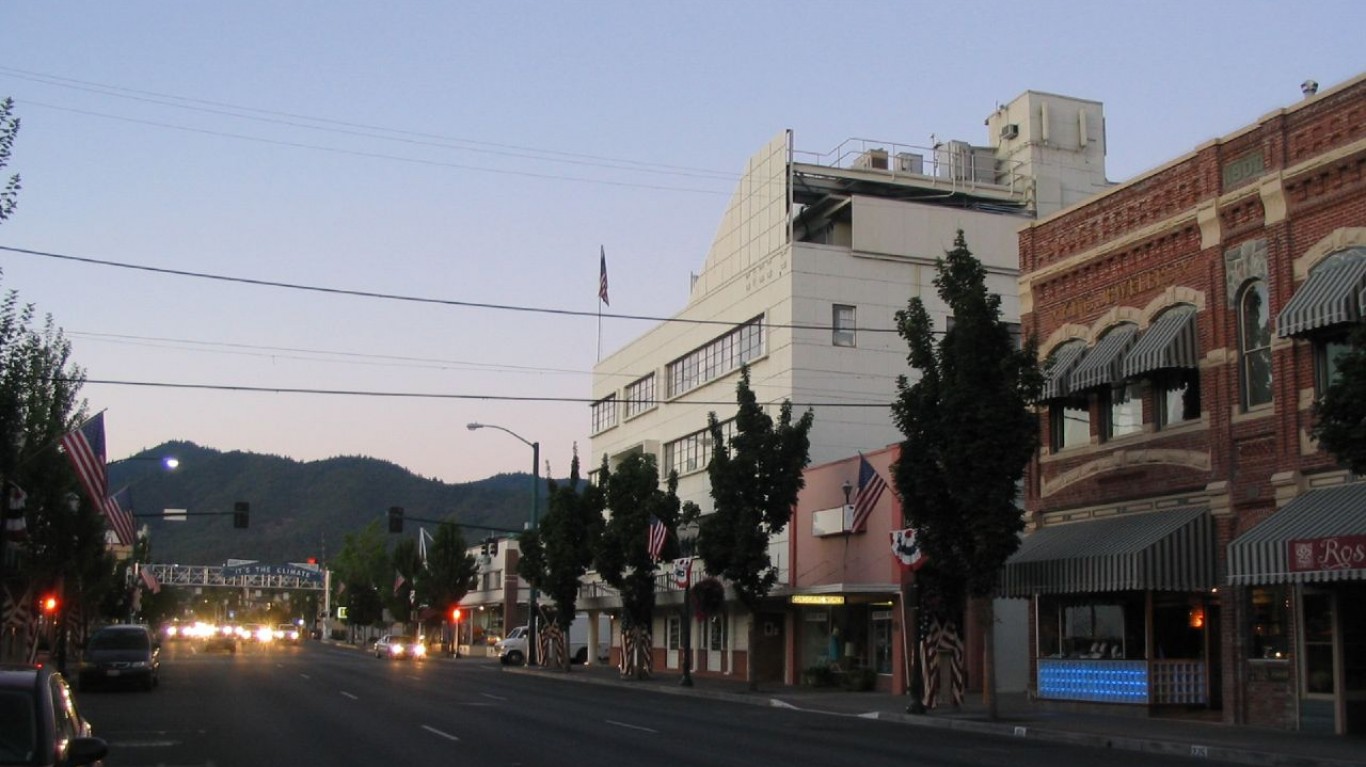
[69,640,1235,767]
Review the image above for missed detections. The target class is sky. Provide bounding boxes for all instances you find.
[1,1,1361,484]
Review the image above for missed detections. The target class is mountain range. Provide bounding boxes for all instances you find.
[109,441,539,565]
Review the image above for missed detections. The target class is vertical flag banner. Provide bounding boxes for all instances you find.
[851,453,888,533]
[599,246,610,306]
[139,566,161,594]
[4,481,26,541]
[108,487,136,549]
[393,572,406,596]
[61,412,136,546]
[647,515,666,562]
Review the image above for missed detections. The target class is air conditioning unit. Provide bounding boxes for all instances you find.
[1000,123,1020,140]
[853,148,889,171]
[895,152,924,174]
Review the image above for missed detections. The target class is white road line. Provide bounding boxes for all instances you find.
[299,673,311,680]
[340,691,358,700]
[605,720,658,734]
[110,740,181,748]
[479,692,507,701]
[421,725,460,741]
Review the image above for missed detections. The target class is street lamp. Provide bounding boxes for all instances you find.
[677,519,700,687]
[467,421,540,666]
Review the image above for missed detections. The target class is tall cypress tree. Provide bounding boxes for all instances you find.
[697,365,813,691]
[890,230,1041,717]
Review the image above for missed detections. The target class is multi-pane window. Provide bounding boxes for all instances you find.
[1239,280,1273,409]
[1315,335,1351,397]
[1156,369,1201,428]
[623,373,656,418]
[590,394,618,434]
[709,614,727,651]
[666,317,765,397]
[1103,382,1142,440]
[663,419,736,477]
[1049,396,1090,451]
[833,304,856,347]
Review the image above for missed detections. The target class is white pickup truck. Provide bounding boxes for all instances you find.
[495,615,611,665]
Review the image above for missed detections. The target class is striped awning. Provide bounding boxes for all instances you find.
[1069,325,1138,391]
[1122,307,1198,378]
[1227,483,1366,585]
[999,507,1216,596]
[1275,250,1366,337]
[1040,343,1087,400]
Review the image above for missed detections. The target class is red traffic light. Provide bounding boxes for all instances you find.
[39,595,59,614]
[306,557,318,565]
[451,608,462,623]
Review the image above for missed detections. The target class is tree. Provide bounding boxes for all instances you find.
[1313,324,1366,471]
[389,536,421,628]
[517,448,604,669]
[0,97,18,223]
[418,522,478,648]
[592,452,683,679]
[890,230,1042,718]
[697,365,813,691]
[333,521,390,639]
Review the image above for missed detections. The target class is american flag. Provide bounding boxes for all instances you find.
[850,453,888,533]
[108,487,136,548]
[139,566,161,594]
[4,481,26,542]
[646,515,667,562]
[598,246,610,306]
[60,413,136,546]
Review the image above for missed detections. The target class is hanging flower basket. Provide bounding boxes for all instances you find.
[692,577,725,618]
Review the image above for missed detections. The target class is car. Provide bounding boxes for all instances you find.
[374,634,425,660]
[199,625,237,654]
[0,663,107,767]
[275,624,300,644]
[78,624,160,691]
[240,624,273,644]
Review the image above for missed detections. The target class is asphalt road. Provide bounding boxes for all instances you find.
[74,640,1223,767]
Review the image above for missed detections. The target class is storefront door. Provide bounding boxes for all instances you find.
[1302,585,1366,735]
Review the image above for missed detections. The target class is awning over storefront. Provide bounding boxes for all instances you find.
[1040,342,1087,400]
[1228,482,1366,585]
[999,507,1215,596]
[1275,249,1366,337]
[1069,324,1138,391]
[1122,307,1198,378]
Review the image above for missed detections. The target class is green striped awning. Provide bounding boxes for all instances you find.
[1276,250,1366,338]
[1228,483,1366,585]
[1040,343,1087,400]
[1123,307,1198,378]
[1069,325,1138,391]
[999,507,1216,596]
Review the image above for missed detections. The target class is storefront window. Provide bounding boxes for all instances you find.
[1249,585,1290,660]
[1038,594,1144,659]
[873,611,893,674]
[667,614,680,651]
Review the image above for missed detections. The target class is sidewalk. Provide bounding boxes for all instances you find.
[498,660,1366,767]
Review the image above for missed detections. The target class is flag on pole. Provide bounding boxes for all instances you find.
[598,246,610,306]
[646,515,666,562]
[850,453,888,533]
[139,566,161,594]
[4,481,26,541]
[393,571,406,596]
[61,413,137,546]
[107,487,137,548]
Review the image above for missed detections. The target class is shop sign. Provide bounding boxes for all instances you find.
[1288,535,1366,573]
[790,594,845,605]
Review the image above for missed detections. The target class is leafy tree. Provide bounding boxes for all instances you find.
[1313,324,1366,471]
[416,522,477,646]
[0,97,18,223]
[593,452,683,678]
[517,448,604,669]
[333,521,390,638]
[697,365,813,691]
[890,230,1042,717]
[389,536,421,628]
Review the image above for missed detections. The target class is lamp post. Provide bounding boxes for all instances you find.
[467,422,539,666]
[678,519,699,687]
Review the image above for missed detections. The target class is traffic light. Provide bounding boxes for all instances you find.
[451,607,462,623]
[233,501,249,529]
[388,506,404,533]
[306,556,318,565]
[39,594,59,615]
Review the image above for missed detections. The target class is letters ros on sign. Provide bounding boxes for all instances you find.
[1288,535,1366,573]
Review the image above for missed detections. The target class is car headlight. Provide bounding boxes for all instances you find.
[129,661,149,669]
[412,644,426,657]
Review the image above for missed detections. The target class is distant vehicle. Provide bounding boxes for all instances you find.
[200,627,237,654]
[78,624,160,691]
[240,624,273,643]
[374,635,425,660]
[275,624,300,644]
[0,663,108,767]
[496,614,610,666]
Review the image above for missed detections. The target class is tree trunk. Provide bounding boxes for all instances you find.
[976,596,998,720]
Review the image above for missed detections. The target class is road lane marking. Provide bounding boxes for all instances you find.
[421,725,460,741]
[480,692,507,701]
[299,673,312,680]
[110,740,181,748]
[605,720,658,734]
[341,691,358,700]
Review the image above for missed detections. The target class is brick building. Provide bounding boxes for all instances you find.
[1005,73,1366,735]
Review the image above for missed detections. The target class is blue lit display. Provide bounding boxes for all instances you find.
[1037,659,1149,704]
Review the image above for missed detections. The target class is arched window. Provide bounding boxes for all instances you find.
[1239,279,1273,408]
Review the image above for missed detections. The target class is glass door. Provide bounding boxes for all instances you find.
[1301,590,1338,733]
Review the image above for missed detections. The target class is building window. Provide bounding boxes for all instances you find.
[1239,280,1273,409]
[667,614,681,651]
[1248,585,1289,660]
[1314,334,1351,397]
[666,316,765,397]
[833,304,856,347]
[1049,396,1090,451]
[623,373,656,418]
[1155,369,1201,428]
[663,420,736,477]
[1103,382,1142,440]
[590,394,617,434]
[709,614,727,651]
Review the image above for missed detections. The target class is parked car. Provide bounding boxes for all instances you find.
[0,664,107,766]
[374,634,425,660]
[78,624,160,691]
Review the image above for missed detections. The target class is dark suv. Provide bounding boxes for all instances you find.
[78,624,160,691]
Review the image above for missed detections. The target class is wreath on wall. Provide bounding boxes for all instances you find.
[692,577,725,619]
